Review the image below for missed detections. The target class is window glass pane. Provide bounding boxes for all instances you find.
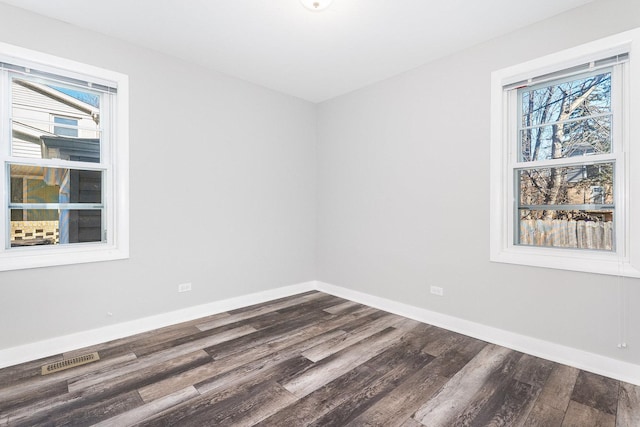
[517,161,614,251]
[519,71,612,162]
[9,165,102,204]
[520,116,611,162]
[10,209,103,246]
[518,209,613,251]
[10,177,23,204]
[11,77,101,163]
[521,72,611,127]
[518,163,613,206]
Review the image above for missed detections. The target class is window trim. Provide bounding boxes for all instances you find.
[0,42,129,271]
[490,28,640,277]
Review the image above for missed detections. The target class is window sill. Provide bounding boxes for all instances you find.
[0,242,128,271]
[490,245,640,277]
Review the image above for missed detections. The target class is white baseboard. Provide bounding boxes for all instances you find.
[3,279,638,387]
[0,281,316,369]
[316,281,640,386]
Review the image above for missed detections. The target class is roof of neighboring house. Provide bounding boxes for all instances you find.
[14,79,100,124]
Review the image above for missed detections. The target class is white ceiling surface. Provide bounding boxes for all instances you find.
[1,0,595,103]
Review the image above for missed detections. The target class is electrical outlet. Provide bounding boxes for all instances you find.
[430,285,444,296]
[178,282,192,293]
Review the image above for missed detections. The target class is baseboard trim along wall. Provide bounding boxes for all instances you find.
[0,281,316,369]
[315,281,640,387]
[1,279,638,387]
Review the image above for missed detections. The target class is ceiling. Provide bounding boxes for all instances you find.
[0,0,595,103]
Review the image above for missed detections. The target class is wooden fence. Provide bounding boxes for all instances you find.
[519,219,613,250]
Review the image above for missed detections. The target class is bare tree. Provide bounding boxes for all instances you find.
[519,72,612,221]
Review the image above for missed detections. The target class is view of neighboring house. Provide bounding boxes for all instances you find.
[10,78,102,246]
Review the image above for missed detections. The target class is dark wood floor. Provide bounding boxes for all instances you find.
[1,291,639,426]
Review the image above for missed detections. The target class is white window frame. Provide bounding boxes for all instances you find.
[490,28,640,277]
[0,42,129,271]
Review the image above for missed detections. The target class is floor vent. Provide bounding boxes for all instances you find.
[41,352,100,376]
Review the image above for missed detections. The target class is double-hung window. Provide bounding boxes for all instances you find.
[516,69,617,251]
[0,42,129,271]
[490,28,640,277]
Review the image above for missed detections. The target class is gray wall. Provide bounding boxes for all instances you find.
[317,0,640,364]
[1,0,639,369]
[0,3,317,349]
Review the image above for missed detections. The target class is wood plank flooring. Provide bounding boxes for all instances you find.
[1,291,639,426]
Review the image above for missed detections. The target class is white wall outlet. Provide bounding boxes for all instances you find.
[178,282,192,293]
[430,285,444,296]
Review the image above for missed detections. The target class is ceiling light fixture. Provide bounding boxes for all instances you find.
[300,0,333,11]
